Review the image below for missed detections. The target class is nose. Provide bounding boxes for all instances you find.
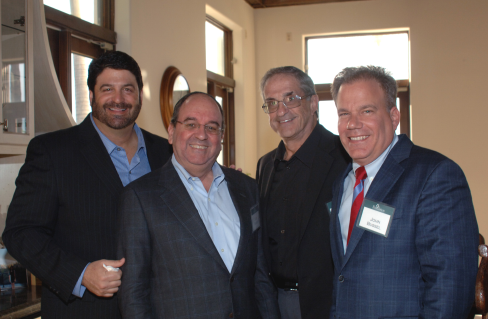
[112,89,124,104]
[347,113,362,130]
[275,101,289,117]
[194,124,208,140]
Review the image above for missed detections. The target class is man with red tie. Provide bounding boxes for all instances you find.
[329,65,479,319]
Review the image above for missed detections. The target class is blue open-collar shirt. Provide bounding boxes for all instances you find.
[73,114,152,298]
[172,155,240,272]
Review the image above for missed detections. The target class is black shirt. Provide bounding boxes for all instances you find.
[266,124,322,284]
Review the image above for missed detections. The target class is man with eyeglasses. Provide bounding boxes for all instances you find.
[256,66,349,319]
[117,92,280,319]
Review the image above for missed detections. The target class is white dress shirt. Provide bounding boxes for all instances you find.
[338,134,399,253]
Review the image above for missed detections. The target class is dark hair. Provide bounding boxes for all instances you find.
[87,51,143,93]
[260,66,316,100]
[331,66,397,111]
[170,92,225,130]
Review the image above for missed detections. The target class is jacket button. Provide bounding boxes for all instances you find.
[230,276,234,282]
[338,275,344,282]
[229,313,234,318]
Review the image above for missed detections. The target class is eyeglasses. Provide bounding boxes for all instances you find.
[175,120,223,135]
[262,94,312,114]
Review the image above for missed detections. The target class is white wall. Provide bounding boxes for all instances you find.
[254,0,488,237]
[115,0,258,176]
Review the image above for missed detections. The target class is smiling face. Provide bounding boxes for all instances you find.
[168,94,223,175]
[263,73,318,145]
[336,79,399,166]
[90,68,142,131]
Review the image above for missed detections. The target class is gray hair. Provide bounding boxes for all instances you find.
[170,91,225,130]
[260,66,316,100]
[331,66,397,111]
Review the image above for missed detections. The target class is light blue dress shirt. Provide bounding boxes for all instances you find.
[72,114,152,298]
[172,155,241,272]
[339,134,399,253]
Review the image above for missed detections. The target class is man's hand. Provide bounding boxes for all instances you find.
[82,258,125,297]
[229,164,243,172]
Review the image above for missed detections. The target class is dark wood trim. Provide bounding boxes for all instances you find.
[160,66,190,131]
[71,37,105,58]
[246,0,369,8]
[59,30,72,110]
[207,71,235,89]
[398,90,410,138]
[208,81,235,166]
[226,91,236,165]
[44,5,116,44]
[47,28,60,78]
[102,0,115,31]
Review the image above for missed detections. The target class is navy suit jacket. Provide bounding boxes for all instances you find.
[330,135,479,319]
[3,115,172,319]
[117,160,280,319]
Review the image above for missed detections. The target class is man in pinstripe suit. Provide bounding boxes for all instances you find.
[3,51,172,318]
[117,92,280,319]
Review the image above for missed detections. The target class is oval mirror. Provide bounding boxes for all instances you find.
[160,66,190,131]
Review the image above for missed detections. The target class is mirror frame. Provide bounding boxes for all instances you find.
[160,66,190,131]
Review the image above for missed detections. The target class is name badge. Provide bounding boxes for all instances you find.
[356,199,395,237]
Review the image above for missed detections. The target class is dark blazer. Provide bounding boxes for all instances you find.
[2,115,171,319]
[330,135,479,319]
[256,124,349,319]
[117,160,280,319]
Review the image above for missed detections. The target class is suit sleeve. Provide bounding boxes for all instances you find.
[253,185,280,319]
[415,159,478,319]
[117,187,154,319]
[2,137,88,302]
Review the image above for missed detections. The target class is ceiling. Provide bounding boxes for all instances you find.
[244,0,370,9]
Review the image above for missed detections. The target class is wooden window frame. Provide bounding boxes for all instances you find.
[206,16,236,166]
[44,1,115,110]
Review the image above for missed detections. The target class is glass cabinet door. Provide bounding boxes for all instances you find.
[0,0,34,153]
[1,0,27,135]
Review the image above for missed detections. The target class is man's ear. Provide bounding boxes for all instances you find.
[89,91,94,107]
[168,124,174,145]
[310,94,319,114]
[390,106,400,131]
[139,90,143,106]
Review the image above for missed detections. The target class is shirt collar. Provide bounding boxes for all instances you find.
[352,134,399,179]
[171,154,225,187]
[274,123,321,168]
[90,113,146,155]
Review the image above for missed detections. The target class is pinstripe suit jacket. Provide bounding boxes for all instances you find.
[117,160,280,319]
[2,115,172,319]
[329,135,479,319]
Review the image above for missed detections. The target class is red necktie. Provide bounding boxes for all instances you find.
[347,166,367,245]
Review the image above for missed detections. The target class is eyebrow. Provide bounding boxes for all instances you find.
[337,104,378,113]
[265,91,294,101]
[183,117,221,126]
[99,84,136,90]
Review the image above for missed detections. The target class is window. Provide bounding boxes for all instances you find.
[205,16,235,166]
[306,32,410,137]
[44,0,115,123]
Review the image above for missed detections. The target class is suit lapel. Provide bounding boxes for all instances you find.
[142,129,171,170]
[298,126,336,242]
[331,163,351,270]
[223,168,253,275]
[341,135,412,268]
[159,162,228,272]
[78,115,123,197]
